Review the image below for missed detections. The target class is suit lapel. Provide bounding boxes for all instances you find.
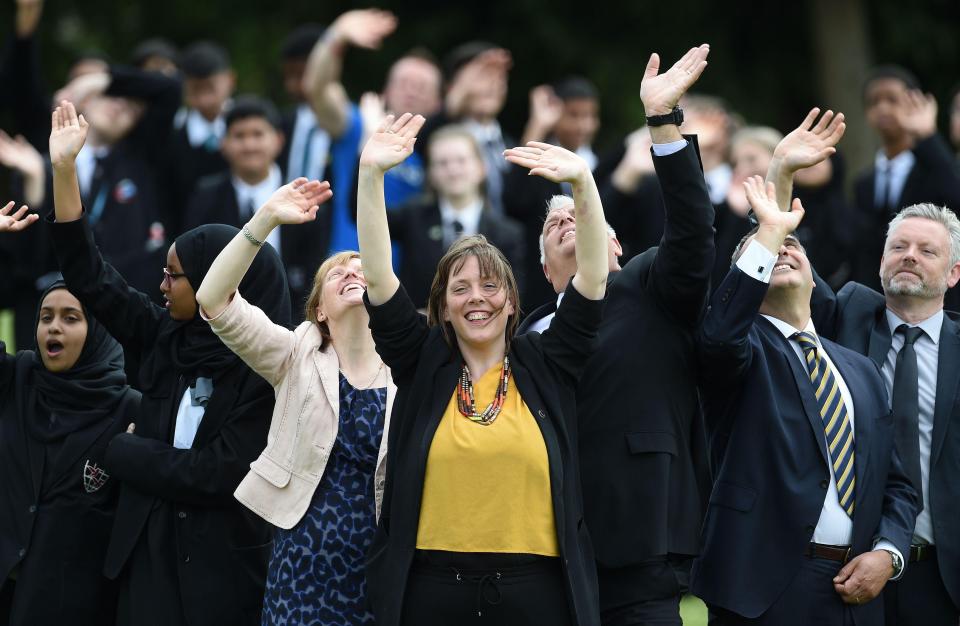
[932,317,960,467]
[867,312,893,368]
[313,347,341,416]
[760,319,830,466]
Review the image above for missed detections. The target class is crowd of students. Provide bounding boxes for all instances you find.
[2,3,960,626]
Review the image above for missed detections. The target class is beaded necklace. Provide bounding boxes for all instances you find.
[456,356,511,425]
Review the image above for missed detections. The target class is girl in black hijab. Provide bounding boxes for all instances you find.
[0,275,140,626]
[47,101,295,626]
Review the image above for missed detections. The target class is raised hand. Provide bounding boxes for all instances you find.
[15,0,43,38]
[0,130,44,177]
[640,44,710,116]
[52,72,110,111]
[358,113,426,172]
[260,178,333,227]
[523,85,563,142]
[0,201,38,232]
[330,9,397,49]
[744,175,805,236]
[899,90,938,139]
[49,101,89,170]
[611,128,655,192]
[504,141,590,185]
[446,48,512,117]
[773,108,846,173]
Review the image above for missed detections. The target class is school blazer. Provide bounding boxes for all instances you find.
[206,291,396,528]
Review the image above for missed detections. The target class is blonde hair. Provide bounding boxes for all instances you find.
[303,250,361,349]
[427,235,520,351]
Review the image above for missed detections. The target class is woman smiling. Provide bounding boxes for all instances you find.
[356,112,609,626]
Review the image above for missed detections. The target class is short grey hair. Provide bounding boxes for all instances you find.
[886,203,960,266]
[538,194,617,264]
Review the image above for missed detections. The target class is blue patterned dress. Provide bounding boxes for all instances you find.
[261,373,386,626]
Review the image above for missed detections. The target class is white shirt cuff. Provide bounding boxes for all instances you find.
[651,139,688,156]
[735,239,778,284]
[873,539,905,581]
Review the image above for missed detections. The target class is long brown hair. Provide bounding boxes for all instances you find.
[427,235,520,351]
[303,250,361,350]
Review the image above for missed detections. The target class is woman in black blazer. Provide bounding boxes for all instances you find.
[355,113,610,626]
[0,219,141,626]
[46,101,291,626]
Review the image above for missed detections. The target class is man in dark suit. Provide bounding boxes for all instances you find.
[184,96,325,319]
[806,203,960,625]
[517,45,713,626]
[695,176,919,625]
[387,124,524,309]
[852,66,960,306]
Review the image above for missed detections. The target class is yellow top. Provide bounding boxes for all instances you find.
[415,364,559,556]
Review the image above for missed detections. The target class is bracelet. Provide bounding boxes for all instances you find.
[241,225,264,248]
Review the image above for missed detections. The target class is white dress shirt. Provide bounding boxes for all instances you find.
[173,389,206,449]
[874,149,916,209]
[234,165,283,253]
[285,103,331,182]
[882,308,943,544]
[527,292,565,335]
[183,108,226,149]
[74,143,110,199]
[439,198,483,245]
[736,240,903,571]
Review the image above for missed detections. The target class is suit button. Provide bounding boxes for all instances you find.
[18,548,26,557]
[537,409,546,419]
[820,480,829,489]
[178,511,187,519]
[28,505,36,514]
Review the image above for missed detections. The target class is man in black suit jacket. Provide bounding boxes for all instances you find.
[808,203,960,625]
[184,97,326,319]
[852,66,960,307]
[518,45,713,626]
[695,177,918,625]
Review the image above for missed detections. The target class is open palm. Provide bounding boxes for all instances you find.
[640,44,710,116]
[774,108,846,173]
[263,178,333,225]
[504,141,589,184]
[359,113,425,172]
[49,100,89,169]
[0,201,38,233]
[744,176,805,232]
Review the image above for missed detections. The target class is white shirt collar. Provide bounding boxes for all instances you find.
[874,148,915,174]
[233,165,283,217]
[464,120,503,144]
[761,314,818,341]
[439,197,484,236]
[885,308,943,345]
[185,109,227,148]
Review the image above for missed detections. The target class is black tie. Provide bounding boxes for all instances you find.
[877,162,894,213]
[448,219,464,246]
[890,324,924,503]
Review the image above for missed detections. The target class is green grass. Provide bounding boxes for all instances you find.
[681,595,708,626]
[0,310,13,351]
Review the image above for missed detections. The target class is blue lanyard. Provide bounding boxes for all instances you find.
[89,184,109,225]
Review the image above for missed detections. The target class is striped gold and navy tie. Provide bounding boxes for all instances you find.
[793,331,856,517]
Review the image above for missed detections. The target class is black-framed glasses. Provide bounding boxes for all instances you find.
[162,267,187,286]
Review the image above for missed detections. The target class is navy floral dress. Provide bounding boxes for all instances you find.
[261,373,386,625]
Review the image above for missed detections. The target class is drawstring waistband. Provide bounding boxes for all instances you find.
[450,567,503,617]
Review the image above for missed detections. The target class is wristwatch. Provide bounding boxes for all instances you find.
[882,549,904,578]
[646,105,684,127]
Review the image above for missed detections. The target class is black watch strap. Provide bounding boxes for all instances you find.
[646,106,684,127]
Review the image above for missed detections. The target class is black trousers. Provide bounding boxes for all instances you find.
[597,556,689,626]
[400,551,574,626]
[884,551,959,626]
[709,557,866,626]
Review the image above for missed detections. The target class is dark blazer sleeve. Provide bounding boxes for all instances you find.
[105,65,182,161]
[809,267,840,338]
[912,134,960,208]
[104,372,272,506]
[363,284,430,384]
[648,140,716,326]
[5,33,51,150]
[877,441,921,559]
[698,265,768,390]
[539,281,603,382]
[0,343,14,398]
[47,214,165,357]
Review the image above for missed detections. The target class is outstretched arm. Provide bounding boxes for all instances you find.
[765,107,846,211]
[357,113,425,305]
[49,100,86,223]
[302,9,396,138]
[0,130,46,207]
[196,178,331,318]
[504,142,608,300]
[0,200,37,232]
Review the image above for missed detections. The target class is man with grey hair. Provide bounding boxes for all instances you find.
[517,44,714,626]
[768,125,960,623]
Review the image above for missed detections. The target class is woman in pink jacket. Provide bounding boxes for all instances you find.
[195,178,395,626]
